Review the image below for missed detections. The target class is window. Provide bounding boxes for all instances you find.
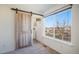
[43,9,72,42]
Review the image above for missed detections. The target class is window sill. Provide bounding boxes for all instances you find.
[44,35,73,46]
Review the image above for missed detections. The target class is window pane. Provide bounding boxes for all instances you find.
[63,9,71,41]
[43,15,56,37]
[55,11,65,40]
[55,9,71,41]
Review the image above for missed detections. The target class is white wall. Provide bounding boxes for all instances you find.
[0,5,43,53]
[36,5,79,54]
[31,15,43,40]
[0,5,16,53]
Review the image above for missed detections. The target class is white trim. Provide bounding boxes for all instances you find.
[44,35,73,46]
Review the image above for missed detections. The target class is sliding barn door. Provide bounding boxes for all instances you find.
[15,11,32,48]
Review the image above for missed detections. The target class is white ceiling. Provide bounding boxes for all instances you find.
[1,4,65,16]
[9,4,57,15]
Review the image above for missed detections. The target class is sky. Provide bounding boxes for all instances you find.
[43,9,72,27]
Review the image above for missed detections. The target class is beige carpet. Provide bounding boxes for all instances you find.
[6,40,59,54]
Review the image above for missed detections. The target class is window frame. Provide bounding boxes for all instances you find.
[43,7,72,44]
